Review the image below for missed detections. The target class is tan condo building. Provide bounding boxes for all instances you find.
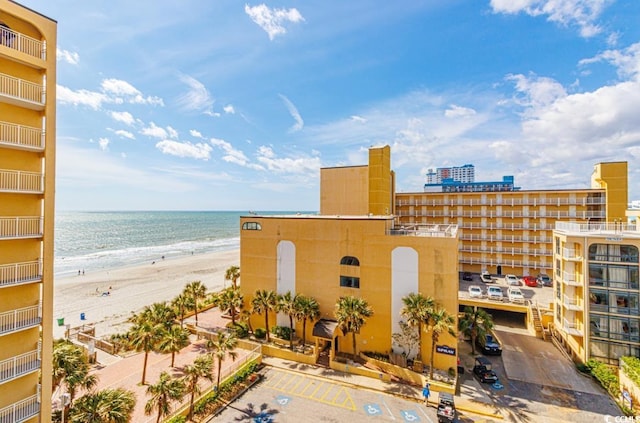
[395,162,628,277]
[240,146,461,374]
[0,1,56,422]
[553,222,640,365]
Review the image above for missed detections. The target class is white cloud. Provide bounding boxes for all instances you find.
[444,105,477,118]
[98,137,109,151]
[190,129,204,138]
[155,140,213,160]
[350,115,367,123]
[279,94,304,132]
[505,73,567,110]
[109,111,136,126]
[114,130,135,140]
[57,78,163,109]
[167,126,179,139]
[255,146,321,174]
[579,42,640,80]
[244,4,305,40]
[490,0,611,37]
[177,74,215,115]
[224,105,236,114]
[56,48,80,65]
[141,122,169,139]
[209,137,262,169]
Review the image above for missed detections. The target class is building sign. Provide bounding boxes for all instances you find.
[606,237,623,241]
[436,345,456,356]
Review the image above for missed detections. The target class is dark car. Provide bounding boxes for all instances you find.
[537,273,552,287]
[476,333,502,356]
[473,356,498,384]
[436,391,457,423]
[462,272,473,281]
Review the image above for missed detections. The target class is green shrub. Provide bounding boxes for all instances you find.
[585,359,619,396]
[271,325,293,340]
[166,416,186,423]
[362,351,390,362]
[228,321,249,338]
[621,356,640,388]
[254,327,266,339]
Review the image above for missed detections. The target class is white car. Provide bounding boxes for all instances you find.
[468,285,483,298]
[505,274,520,286]
[487,286,504,301]
[508,287,525,303]
[480,271,493,283]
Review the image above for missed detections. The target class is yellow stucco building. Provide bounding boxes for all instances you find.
[0,1,56,421]
[395,162,628,277]
[241,146,460,373]
[553,221,640,365]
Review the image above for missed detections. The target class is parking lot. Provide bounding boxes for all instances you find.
[213,366,444,423]
[459,273,555,309]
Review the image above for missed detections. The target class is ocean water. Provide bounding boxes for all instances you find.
[54,211,245,277]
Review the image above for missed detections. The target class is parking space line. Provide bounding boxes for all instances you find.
[282,374,299,391]
[264,370,356,411]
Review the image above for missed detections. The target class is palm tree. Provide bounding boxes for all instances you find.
[158,324,190,367]
[182,355,213,421]
[294,295,320,348]
[129,319,163,384]
[52,341,98,415]
[183,280,207,324]
[427,307,457,379]
[172,293,195,329]
[277,291,299,349]
[400,293,434,359]
[251,289,277,341]
[225,265,240,289]
[208,331,238,390]
[145,371,186,423]
[239,308,254,335]
[69,388,136,423]
[458,306,494,354]
[335,295,373,360]
[217,287,244,325]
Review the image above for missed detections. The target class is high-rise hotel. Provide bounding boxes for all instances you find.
[0,1,56,422]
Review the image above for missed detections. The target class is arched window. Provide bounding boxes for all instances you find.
[340,256,360,266]
[242,221,262,230]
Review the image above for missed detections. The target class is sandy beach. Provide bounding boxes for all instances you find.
[53,249,240,339]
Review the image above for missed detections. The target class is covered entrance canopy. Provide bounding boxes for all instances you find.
[312,319,341,339]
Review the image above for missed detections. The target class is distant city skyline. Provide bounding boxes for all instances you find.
[19,0,640,210]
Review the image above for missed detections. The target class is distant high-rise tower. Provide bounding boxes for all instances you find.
[426,164,475,185]
[0,1,57,421]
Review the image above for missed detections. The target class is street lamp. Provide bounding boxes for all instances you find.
[61,393,71,423]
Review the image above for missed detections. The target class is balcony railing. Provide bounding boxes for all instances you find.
[0,391,40,423]
[563,295,583,310]
[0,217,43,239]
[395,195,606,207]
[459,246,552,256]
[562,318,583,336]
[0,305,41,336]
[0,121,45,151]
[458,255,551,270]
[388,224,457,238]
[0,349,40,385]
[556,221,639,235]
[0,73,45,107]
[562,272,582,286]
[0,25,46,60]
[0,169,43,193]
[562,248,582,260]
[0,261,42,288]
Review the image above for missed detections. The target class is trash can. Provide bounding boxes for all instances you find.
[80,313,86,321]
[57,318,65,326]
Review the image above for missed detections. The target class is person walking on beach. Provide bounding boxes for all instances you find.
[422,382,431,406]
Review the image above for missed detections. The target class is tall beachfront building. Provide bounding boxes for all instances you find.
[0,1,56,422]
[240,146,460,374]
[396,162,628,277]
[553,222,640,365]
[425,164,475,185]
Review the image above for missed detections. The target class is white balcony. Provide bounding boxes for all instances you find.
[562,318,583,336]
[563,295,583,311]
[0,217,43,240]
[562,272,583,287]
[0,25,46,60]
[0,305,41,336]
[0,73,45,110]
[562,248,582,261]
[0,349,40,385]
[0,261,42,288]
[0,121,44,151]
[0,391,40,423]
[0,169,43,193]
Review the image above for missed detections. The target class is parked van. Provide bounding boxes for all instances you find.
[487,286,503,301]
[508,286,525,303]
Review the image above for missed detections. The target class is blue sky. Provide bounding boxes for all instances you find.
[19,0,640,211]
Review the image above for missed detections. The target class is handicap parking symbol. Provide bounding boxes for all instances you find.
[400,410,420,422]
[276,395,291,406]
[364,403,382,416]
[492,381,504,390]
[253,412,273,423]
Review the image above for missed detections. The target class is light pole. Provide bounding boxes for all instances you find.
[61,393,70,423]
